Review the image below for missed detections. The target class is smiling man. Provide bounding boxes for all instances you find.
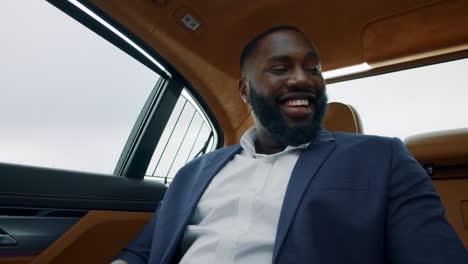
[112,26,467,264]
[238,26,328,153]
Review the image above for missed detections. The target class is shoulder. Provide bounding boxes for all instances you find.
[330,131,397,147]
[177,144,242,171]
[326,132,408,160]
[191,144,241,162]
[165,144,242,194]
[200,144,242,158]
[331,131,394,143]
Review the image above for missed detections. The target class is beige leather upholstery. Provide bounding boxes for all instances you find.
[29,211,153,264]
[405,128,468,248]
[323,102,363,134]
[90,0,468,152]
[405,128,468,167]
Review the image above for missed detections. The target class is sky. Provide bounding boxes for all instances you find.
[0,1,158,174]
[327,58,468,139]
[1,0,467,175]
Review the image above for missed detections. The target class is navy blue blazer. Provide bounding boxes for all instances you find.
[117,131,467,263]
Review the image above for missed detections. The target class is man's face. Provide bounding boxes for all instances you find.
[241,29,327,146]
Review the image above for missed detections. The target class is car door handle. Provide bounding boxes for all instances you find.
[0,229,18,246]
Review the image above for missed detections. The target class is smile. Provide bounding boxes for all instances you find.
[285,98,309,107]
[278,92,316,105]
[279,98,313,120]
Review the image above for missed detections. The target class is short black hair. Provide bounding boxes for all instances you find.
[240,25,304,73]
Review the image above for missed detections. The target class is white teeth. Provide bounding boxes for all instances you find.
[287,99,309,106]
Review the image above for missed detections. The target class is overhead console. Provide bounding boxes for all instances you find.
[362,0,468,67]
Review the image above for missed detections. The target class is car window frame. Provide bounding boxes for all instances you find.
[46,0,223,179]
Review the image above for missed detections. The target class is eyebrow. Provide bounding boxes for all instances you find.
[267,55,291,64]
[267,51,319,64]
[304,51,319,59]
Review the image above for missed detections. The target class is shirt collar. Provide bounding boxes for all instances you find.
[240,127,310,158]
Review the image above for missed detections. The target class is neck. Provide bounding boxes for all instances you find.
[254,126,287,155]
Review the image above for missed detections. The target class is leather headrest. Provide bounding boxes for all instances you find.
[405,128,468,166]
[323,102,363,134]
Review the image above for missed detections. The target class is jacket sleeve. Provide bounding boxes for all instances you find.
[386,138,467,263]
[112,202,162,264]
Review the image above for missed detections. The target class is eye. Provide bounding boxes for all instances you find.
[268,66,288,75]
[306,65,322,74]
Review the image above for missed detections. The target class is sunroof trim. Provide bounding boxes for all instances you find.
[323,63,372,79]
[67,0,172,78]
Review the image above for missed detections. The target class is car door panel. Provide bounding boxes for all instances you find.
[0,163,165,264]
[29,211,153,264]
[0,214,81,252]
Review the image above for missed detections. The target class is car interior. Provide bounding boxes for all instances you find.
[1,0,467,263]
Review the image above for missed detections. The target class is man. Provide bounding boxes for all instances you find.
[113,26,467,263]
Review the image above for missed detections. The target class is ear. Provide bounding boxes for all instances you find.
[238,78,249,104]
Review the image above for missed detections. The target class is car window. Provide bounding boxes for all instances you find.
[1,1,221,179]
[327,58,468,140]
[146,89,218,184]
[0,1,161,174]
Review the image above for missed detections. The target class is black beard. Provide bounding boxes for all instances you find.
[249,84,328,146]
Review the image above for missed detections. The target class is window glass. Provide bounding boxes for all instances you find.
[146,89,218,184]
[327,58,468,140]
[0,1,161,173]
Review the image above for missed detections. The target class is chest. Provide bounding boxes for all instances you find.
[190,154,299,226]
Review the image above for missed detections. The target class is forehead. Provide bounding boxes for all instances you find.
[252,30,318,63]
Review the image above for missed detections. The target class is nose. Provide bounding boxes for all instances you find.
[285,67,314,88]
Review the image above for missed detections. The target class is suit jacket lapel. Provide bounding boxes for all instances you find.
[273,130,336,262]
[189,145,243,203]
[161,145,242,264]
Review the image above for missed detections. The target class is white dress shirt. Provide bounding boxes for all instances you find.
[179,128,309,263]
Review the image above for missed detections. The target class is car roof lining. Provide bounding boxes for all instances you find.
[88,0,468,145]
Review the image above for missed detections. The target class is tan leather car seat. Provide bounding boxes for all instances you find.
[323,102,364,134]
[405,128,468,248]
